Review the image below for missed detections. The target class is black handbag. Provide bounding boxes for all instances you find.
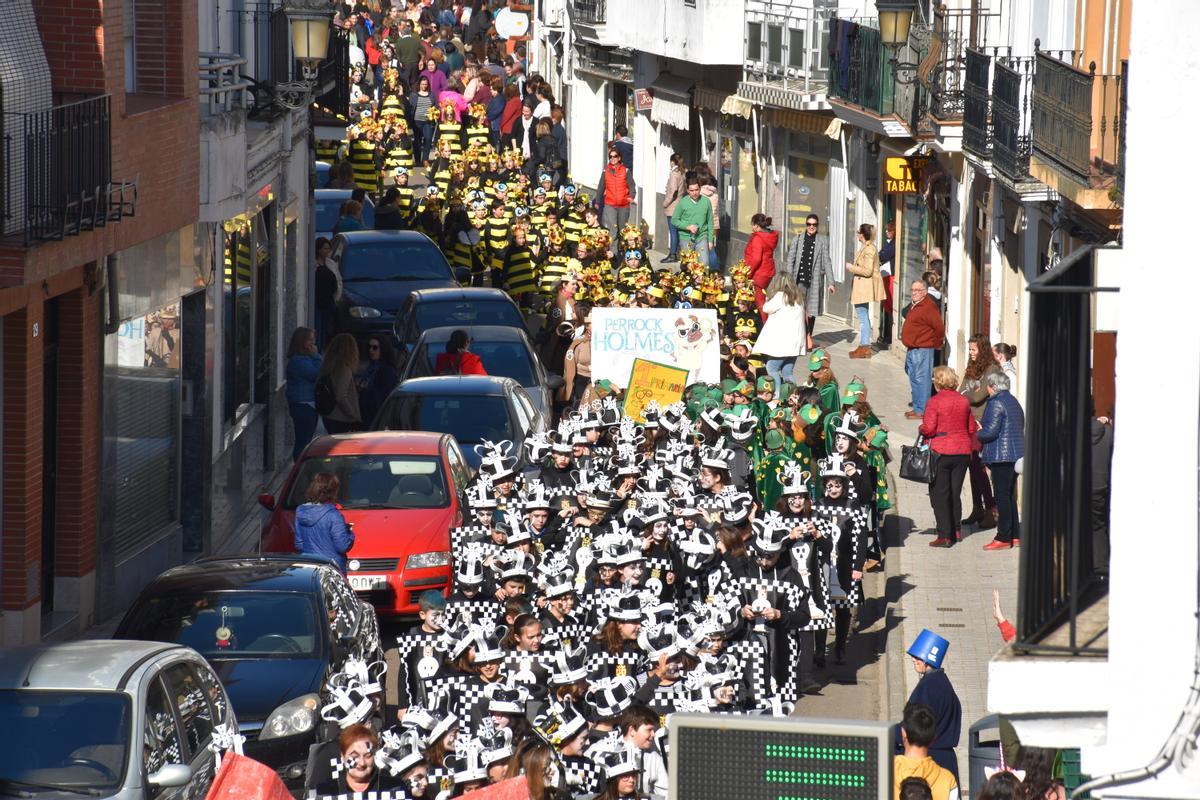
[899,435,935,484]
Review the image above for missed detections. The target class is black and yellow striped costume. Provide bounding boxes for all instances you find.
[395,185,415,220]
[436,120,464,156]
[466,124,491,148]
[316,139,344,164]
[448,229,480,285]
[502,240,538,301]
[538,251,572,294]
[385,138,414,173]
[349,138,379,192]
[560,210,585,249]
[485,211,512,274]
[431,159,452,196]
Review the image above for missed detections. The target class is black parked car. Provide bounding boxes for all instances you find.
[393,287,526,357]
[114,556,384,785]
[328,230,457,342]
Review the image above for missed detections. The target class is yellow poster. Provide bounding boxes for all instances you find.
[622,358,691,423]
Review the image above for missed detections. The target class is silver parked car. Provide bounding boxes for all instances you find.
[0,640,236,800]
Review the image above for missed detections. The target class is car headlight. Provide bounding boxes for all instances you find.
[406,551,451,569]
[348,306,382,318]
[259,693,319,740]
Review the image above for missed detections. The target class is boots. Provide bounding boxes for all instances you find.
[977,508,998,530]
[849,345,872,359]
[961,508,983,526]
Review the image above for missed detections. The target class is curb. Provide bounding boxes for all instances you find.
[881,463,910,726]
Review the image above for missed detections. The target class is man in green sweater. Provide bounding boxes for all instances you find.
[671,176,714,263]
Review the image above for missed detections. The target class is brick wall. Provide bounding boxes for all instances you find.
[33,0,105,95]
[2,306,43,611]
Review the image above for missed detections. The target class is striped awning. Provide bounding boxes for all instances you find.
[649,73,694,130]
[766,108,841,138]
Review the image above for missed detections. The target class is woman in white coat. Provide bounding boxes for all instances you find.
[752,272,808,389]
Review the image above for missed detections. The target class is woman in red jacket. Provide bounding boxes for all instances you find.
[434,329,488,375]
[743,213,779,319]
[919,366,978,547]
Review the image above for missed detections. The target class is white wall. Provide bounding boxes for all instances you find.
[568,76,608,190]
[1088,1,1200,797]
[605,0,744,65]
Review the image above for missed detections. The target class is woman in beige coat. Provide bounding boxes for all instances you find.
[846,223,884,359]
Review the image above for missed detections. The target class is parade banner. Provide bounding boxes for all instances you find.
[590,307,721,387]
[622,358,690,422]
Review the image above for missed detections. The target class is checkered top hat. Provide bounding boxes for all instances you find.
[570,425,591,446]
[781,462,812,496]
[534,698,588,748]
[455,543,488,587]
[522,480,553,512]
[701,446,734,472]
[399,703,435,740]
[665,454,697,485]
[477,719,515,766]
[524,431,553,463]
[609,445,645,477]
[475,440,518,484]
[550,420,576,455]
[447,735,488,785]
[833,410,863,440]
[637,621,682,661]
[677,529,718,571]
[638,497,670,527]
[676,612,718,657]
[541,567,577,599]
[636,464,672,498]
[605,585,646,622]
[586,487,617,512]
[376,728,425,776]
[704,594,745,639]
[641,399,662,429]
[465,482,499,510]
[437,612,477,659]
[550,643,589,685]
[590,732,641,779]
[698,653,742,687]
[598,396,623,427]
[604,534,644,567]
[485,680,531,715]
[496,550,536,582]
[719,491,754,525]
[751,510,792,555]
[574,405,601,431]
[584,677,639,720]
[725,406,759,442]
[819,453,849,479]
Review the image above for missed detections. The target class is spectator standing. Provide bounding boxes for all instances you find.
[697,165,721,270]
[878,221,896,348]
[357,336,400,426]
[846,222,883,359]
[374,187,406,230]
[611,124,633,168]
[901,280,945,419]
[992,342,1018,397]
[530,119,560,179]
[976,372,1025,550]
[751,272,806,389]
[670,177,714,265]
[743,213,778,315]
[294,473,355,574]
[333,199,364,236]
[902,630,963,784]
[958,334,1002,531]
[505,102,536,158]
[661,154,685,263]
[919,366,978,547]
[1091,414,1114,575]
[285,327,323,462]
[597,147,635,245]
[314,238,338,348]
[894,703,961,800]
[420,56,448,99]
[319,333,362,434]
[550,105,568,165]
[394,20,422,86]
[783,214,835,351]
[410,75,436,165]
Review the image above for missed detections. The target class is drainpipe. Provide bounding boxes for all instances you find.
[103,253,120,335]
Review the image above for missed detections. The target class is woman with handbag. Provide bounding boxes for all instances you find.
[919,366,978,547]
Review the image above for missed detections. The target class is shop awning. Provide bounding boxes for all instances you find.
[649,73,694,131]
[766,108,842,138]
[720,93,755,119]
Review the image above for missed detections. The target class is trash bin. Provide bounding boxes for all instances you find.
[968,714,1003,797]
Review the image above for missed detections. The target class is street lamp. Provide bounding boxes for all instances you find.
[875,0,927,86]
[274,0,335,108]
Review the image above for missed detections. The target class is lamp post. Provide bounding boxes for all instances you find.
[875,0,926,86]
[274,0,336,109]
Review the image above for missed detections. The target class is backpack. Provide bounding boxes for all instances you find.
[315,374,337,417]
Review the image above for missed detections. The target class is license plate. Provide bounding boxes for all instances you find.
[348,574,389,592]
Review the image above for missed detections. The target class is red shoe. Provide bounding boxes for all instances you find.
[930,537,955,548]
[983,539,1012,551]
[1012,538,1020,547]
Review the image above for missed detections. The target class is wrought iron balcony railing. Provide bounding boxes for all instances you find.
[992,54,1034,181]
[1,95,135,244]
[827,18,901,117]
[962,47,991,159]
[1032,50,1126,186]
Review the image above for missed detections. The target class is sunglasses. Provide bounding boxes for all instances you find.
[806,221,818,227]
[609,154,620,159]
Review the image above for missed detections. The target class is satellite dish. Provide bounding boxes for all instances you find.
[494,8,530,39]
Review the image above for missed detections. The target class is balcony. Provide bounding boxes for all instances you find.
[991,54,1035,185]
[1,95,135,245]
[826,17,919,137]
[574,0,606,23]
[738,1,830,111]
[569,0,617,47]
[1031,51,1126,208]
[961,47,991,161]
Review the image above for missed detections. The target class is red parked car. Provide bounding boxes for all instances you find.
[259,432,472,617]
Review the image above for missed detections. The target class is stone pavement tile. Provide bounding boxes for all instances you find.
[811,318,1018,794]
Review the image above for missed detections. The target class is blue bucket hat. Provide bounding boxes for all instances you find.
[907,628,950,669]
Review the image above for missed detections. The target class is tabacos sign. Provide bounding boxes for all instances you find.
[884,155,928,194]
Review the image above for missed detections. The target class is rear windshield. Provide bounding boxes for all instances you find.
[120,591,321,658]
[0,690,130,790]
[316,196,374,232]
[285,454,448,510]
[413,300,523,331]
[415,339,537,387]
[339,242,452,282]
[379,394,513,444]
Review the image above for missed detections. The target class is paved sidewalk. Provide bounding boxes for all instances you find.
[810,317,1018,794]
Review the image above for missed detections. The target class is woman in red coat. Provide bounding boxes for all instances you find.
[434,329,488,375]
[743,213,778,319]
[919,366,978,547]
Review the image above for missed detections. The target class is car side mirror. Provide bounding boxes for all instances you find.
[545,373,565,391]
[258,493,276,510]
[148,764,193,788]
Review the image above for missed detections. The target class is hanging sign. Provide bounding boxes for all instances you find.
[883,155,928,194]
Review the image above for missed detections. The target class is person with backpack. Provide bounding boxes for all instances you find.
[316,333,362,434]
[286,326,323,461]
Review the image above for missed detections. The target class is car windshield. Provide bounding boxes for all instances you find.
[316,197,373,232]
[120,591,321,658]
[419,340,537,387]
[339,242,451,282]
[284,455,448,510]
[413,300,523,332]
[0,690,130,791]
[381,394,513,444]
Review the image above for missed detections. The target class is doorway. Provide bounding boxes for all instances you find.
[41,298,60,620]
[180,291,206,552]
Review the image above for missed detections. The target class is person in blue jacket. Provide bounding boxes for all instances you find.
[975,371,1026,550]
[285,326,323,462]
[896,629,963,783]
[294,472,354,573]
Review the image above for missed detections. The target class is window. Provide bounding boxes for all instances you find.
[0,690,130,790]
[192,664,230,728]
[222,208,273,424]
[285,454,449,510]
[124,1,137,93]
[747,22,762,62]
[789,28,806,70]
[380,394,514,445]
[337,241,453,282]
[416,339,537,387]
[144,678,183,777]
[161,663,214,759]
[768,25,783,65]
[412,300,524,332]
[445,441,470,492]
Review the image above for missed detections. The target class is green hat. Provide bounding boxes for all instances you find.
[734,380,754,397]
[764,429,786,451]
[756,376,775,394]
[772,407,794,423]
[807,349,829,372]
[777,382,796,402]
[798,404,822,425]
[841,380,866,407]
[864,426,889,448]
[594,379,616,397]
[707,386,726,404]
[721,378,739,395]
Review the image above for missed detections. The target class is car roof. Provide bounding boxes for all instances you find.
[393,375,518,395]
[315,188,372,203]
[407,287,520,304]
[334,230,436,245]
[417,325,530,343]
[132,557,328,597]
[0,640,183,691]
[302,431,448,457]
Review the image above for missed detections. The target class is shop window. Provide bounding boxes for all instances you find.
[747,22,762,62]
[735,137,759,225]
